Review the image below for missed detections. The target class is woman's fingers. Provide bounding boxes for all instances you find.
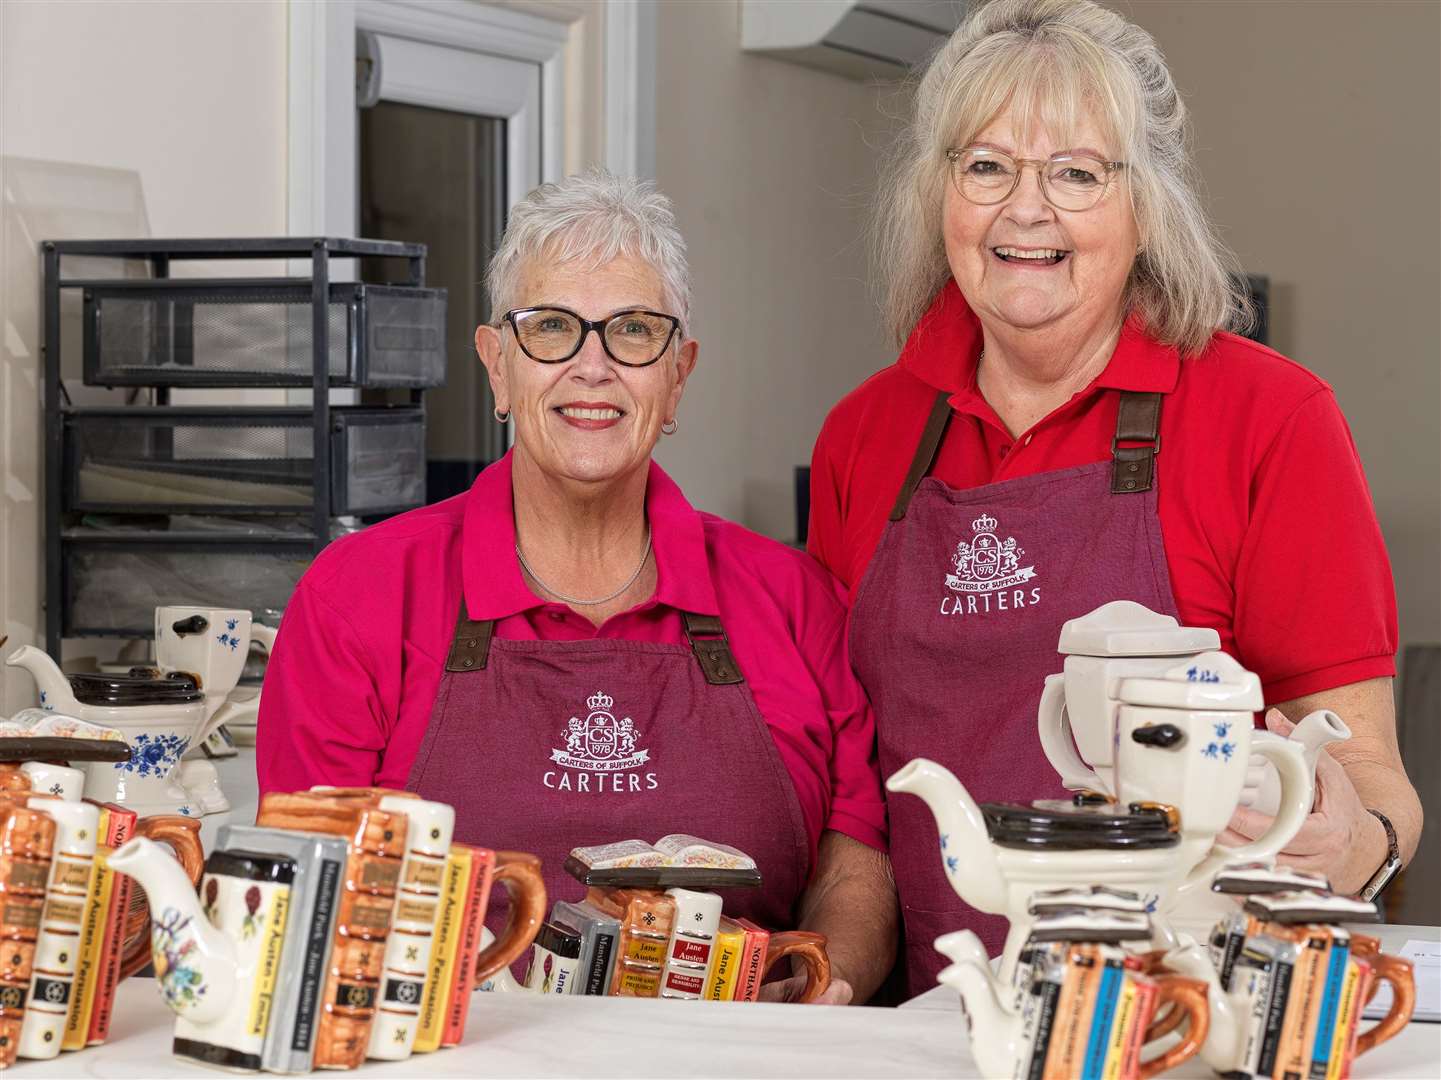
[755,973,854,1005]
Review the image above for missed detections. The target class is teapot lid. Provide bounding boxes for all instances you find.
[981,795,1181,850]
[1057,601,1219,657]
[68,669,201,707]
[1116,651,1264,711]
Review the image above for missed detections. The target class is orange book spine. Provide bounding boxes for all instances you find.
[0,807,57,1068]
[608,893,675,998]
[440,845,494,1047]
[733,917,770,1003]
[85,805,136,1045]
[1276,929,1328,1079]
[1045,945,1101,1080]
[1335,956,1373,1080]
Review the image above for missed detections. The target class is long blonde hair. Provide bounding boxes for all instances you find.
[874,0,1250,355]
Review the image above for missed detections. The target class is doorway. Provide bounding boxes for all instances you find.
[359,100,508,500]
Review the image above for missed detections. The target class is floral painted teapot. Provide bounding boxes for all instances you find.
[108,835,293,1072]
[6,645,206,816]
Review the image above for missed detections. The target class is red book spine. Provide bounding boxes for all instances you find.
[733,917,770,1003]
[86,805,137,1045]
[440,845,495,1047]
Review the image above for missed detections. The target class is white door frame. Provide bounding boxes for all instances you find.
[287,0,655,238]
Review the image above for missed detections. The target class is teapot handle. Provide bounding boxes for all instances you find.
[249,622,278,653]
[761,930,831,1003]
[1036,673,1106,793]
[472,851,547,986]
[1186,731,1309,888]
[1355,952,1415,1054]
[1138,976,1211,1079]
[118,815,205,980]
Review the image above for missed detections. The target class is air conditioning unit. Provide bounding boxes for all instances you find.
[740,0,966,81]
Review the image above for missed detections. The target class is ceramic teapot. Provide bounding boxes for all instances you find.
[108,836,295,1071]
[936,931,1210,1079]
[1037,601,1220,795]
[155,606,276,751]
[885,736,1310,985]
[6,645,206,817]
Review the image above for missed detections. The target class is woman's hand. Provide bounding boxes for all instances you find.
[1219,709,1385,894]
[757,974,854,1005]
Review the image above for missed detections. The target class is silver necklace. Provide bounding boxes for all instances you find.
[515,525,652,606]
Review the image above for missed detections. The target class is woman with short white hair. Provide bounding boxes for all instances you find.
[260,169,897,1003]
[809,0,1419,996]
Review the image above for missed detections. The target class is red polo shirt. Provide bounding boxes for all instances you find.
[809,283,1397,703]
[257,452,887,862]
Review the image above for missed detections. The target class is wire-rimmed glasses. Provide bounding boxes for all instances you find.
[945,146,1125,212]
[501,306,681,367]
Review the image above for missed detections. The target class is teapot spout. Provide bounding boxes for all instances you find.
[939,960,1018,1077]
[886,758,1007,915]
[4,645,81,714]
[108,837,234,1024]
[1291,709,1351,761]
[1164,943,1240,1066]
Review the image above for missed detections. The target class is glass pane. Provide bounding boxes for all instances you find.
[359,99,508,501]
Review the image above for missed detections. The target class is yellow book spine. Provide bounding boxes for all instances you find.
[61,849,112,1051]
[1100,976,1140,1080]
[413,847,471,1053]
[705,929,746,1001]
[245,887,291,1039]
[1325,957,1363,1080]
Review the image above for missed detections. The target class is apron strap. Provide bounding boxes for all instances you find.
[1111,391,1163,494]
[889,390,954,521]
[682,612,745,686]
[445,607,495,672]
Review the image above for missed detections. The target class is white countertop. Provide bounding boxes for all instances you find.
[11,973,1439,1078]
[40,751,1415,1078]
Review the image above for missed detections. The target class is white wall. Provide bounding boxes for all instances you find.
[0,0,288,712]
[651,0,893,537]
[1121,0,1441,659]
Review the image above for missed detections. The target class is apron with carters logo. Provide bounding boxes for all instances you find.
[849,389,1181,997]
[406,608,811,939]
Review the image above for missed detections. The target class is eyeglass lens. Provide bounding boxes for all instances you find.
[951,148,1111,210]
[511,308,674,365]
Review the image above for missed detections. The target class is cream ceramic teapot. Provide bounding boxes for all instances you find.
[1037,601,1220,795]
[885,721,1311,986]
[6,645,205,816]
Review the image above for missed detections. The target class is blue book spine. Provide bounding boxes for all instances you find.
[1081,960,1123,1080]
[1308,937,1350,1078]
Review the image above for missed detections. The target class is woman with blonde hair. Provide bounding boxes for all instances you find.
[809,0,1419,996]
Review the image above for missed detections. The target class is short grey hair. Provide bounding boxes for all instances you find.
[874,0,1251,356]
[487,169,693,332]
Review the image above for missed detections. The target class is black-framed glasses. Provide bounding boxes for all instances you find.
[500,305,681,367]
[945,146,1125,211]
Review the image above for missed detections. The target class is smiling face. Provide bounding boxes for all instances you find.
[942,105,1139,338]
[475,253,696,487]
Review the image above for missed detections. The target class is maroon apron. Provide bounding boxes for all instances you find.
[849,389,1181,997]
[406,608,811,937]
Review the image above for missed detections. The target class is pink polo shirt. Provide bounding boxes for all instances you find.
[256,452,887,861]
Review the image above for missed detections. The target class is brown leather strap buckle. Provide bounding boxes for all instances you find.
[445,609,495,672]
[1111,391,1163,494]
[682,611,744,686]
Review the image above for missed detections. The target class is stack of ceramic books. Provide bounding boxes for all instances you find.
[0,761,198,1068]
[519,836,829,1003]
[109,786,522,1073]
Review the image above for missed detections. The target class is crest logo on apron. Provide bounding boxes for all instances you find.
[941,513,1042,617]
[549,690,650,772]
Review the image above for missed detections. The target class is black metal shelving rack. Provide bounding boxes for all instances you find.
[41,237,437,657]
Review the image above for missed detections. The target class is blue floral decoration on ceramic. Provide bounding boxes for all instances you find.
[946,855,960,874]
[115,732,188,777]
[216,632,240,651]
[1202,741,1237,761]
[225,618,239,631]
[40,689,53,711]
[1213,721,1232,738]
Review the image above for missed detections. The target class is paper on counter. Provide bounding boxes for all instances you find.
[1363,938,1440,1023]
